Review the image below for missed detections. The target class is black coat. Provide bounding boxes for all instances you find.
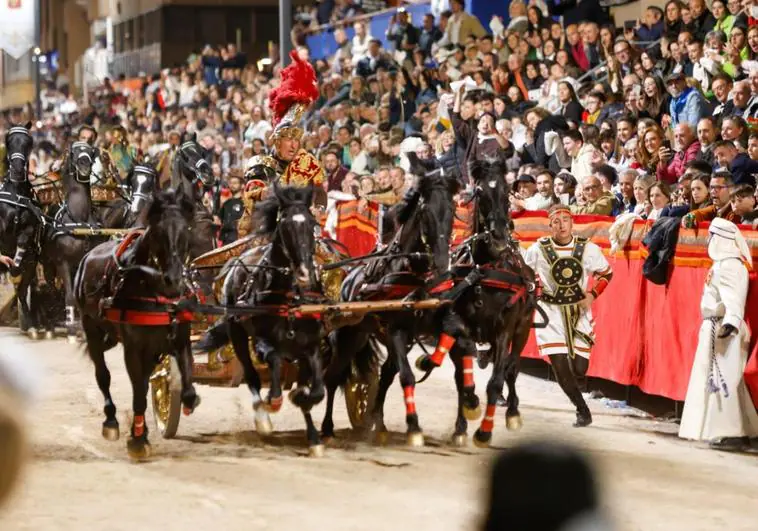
[547,0,609,27]
[642,216,681,285]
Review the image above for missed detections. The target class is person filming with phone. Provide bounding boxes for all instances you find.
[657,123,701,184]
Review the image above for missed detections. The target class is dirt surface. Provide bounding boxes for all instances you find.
[0,328,756,531]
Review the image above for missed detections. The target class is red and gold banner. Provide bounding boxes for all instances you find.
[335,199,380,257]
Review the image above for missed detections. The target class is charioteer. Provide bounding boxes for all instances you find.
[523,204,613,427]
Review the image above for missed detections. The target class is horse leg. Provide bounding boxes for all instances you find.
[503,315,531,431]
[389,326,424,447]
[321,325,369,440]
[228,320,271,435]
[450,351,468,447]
[57,261,77,343]
[16,267,35,338]
[455,334,481,420]
[174,324,200,416]
[548,351,591,426]
[371,354,398,446]
[258,335,283,413]
[473,329,511,448]
[82,315,119,440]
[291,343,325,456]
[124,343,152,460]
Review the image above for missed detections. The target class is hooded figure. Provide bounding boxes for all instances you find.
[679,218,758,452]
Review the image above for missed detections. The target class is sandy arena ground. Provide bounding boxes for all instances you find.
[0,328,756,531]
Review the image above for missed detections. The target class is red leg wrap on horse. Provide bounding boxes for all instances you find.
[134,415,145,437]
[403,386,417,416]
[462,355,475,388]
[430,333,455,366]
[480,405,496,433]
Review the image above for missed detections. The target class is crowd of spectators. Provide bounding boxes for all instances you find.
[6,0,758,240]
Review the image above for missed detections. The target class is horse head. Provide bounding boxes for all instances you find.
[399,152,461,274]
[128,162,158,216]
[4,123,33,184]
[176,133,213,192]
[69,141,99,184]
[145,187,195,298]
[470,157,512,254]
[254,180,319,292]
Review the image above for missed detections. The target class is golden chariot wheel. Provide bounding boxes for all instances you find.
[150,354,182,439]
[344,361,378,430]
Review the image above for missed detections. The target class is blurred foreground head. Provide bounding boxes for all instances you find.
[483,440,613,531]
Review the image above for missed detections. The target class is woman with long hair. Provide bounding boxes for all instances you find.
[713,0,736,38]
[598,24,615,62]
[558,81,584,124]
[664,0,685,40]
[647,181,672,220]
[747,26,758,61]
[641,74,670,121]
[527,5,550,34]
[634,125,665,175]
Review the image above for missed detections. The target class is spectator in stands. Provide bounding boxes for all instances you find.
[615,169,638,214]
[657,123,701,184]
[636,6,666,42]
[729,184,757,222]
[386,8,420,54]
[445,0,486,45]
[721,115,749,150]
[523,169,558,211]
[712,139,758,185]
[571,175,614,215]
[554,172,577,205]
[419,13,443,58]
[665,71,709,127]
[635,124,665,176]
[696,117,717,166]
[355,39,394,78]
[351,21,373,63]
[324,149,349,192]
[748,132,758,161]
[682,170,739,226]
[633,174,656,217]
[646,181,672,221]
[562,129,596,183]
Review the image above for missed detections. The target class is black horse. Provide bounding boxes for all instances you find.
[439,159,539,447]
[43,141,108,341]
[0,123,45,334]
[222,183,327,455]
[73,188,200,459]
[320,154,467,447]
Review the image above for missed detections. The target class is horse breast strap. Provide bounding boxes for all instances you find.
[538,237,587,306]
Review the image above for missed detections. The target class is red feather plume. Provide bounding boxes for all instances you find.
[268,50,319,126]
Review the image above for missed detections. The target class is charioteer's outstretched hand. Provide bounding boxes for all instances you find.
[718,324,737,338]
[0,256,14,268]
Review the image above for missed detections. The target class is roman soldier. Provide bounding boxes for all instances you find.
[266,50,326,207]
[523,204,613,427]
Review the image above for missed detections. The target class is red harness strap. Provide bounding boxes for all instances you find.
[104,296,194,326]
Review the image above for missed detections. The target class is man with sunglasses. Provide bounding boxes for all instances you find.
[682,169,741,227]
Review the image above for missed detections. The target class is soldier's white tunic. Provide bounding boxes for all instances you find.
[524,237,610,358]
[679,257,758,441]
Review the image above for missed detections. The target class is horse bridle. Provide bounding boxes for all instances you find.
[274,203,320,285]
[130,165,157,213]
[179,141,212,187]
[71,141,96,184]
[6,127,32,184]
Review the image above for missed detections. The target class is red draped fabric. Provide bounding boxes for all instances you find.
[334,199,380,257]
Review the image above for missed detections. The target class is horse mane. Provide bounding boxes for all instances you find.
[147,188,194,225]
[393,153,461,224]
[253,185,313,237]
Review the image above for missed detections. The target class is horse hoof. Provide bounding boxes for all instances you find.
[407,431,424,447]
[27,328,39,340]
[102,425,120,441]
[473,429,491,448]
[374,430,390,446]
[67,335,78,345]
[308,444,325,458]
[127,440,152,461]
[254,414,273,436]
[463,404,482,421]
[182,395,201,416]
[44,330,55,340]
[415,354,437,372]
[264,396,283,413]
[451,433,467,447]
[506,414,523,431]
[321,435,334,446]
